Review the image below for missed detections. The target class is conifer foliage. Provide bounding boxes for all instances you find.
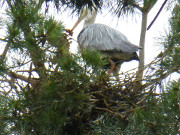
[0,0,180,135]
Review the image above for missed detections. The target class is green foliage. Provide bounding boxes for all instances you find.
[125,81,180,134]
[90,114,127,135]
[160,4,180,71]
[90,80,180,135]
[18,77,91,134]
[59,54,81,72]
[144,0,157,11]
[166,80,180,113]
[0,95,9,134]
[0,58,6,74]
[0,1,79,134]
[170,4,180,37]
[82,49,108,70]
[45,0,102,12]
[0,1,180,135]
[1,1,99,134]
[44,18,64,46]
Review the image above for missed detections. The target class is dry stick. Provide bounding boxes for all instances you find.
[7,71,38,87]
[95,107,125,119]
[27,62,33,88]
[119,49,169,76]
[147,0,168,30]
[9,60,32,68]
[136,86,157,105]
[0,43,10,58]
[119,50,167,78]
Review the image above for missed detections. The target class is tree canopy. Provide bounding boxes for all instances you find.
[0,0,180,134]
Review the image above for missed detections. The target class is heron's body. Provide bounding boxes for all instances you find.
[71,4,141,77]
[78,23,140,61]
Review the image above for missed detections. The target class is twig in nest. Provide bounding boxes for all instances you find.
[95,107,125,119]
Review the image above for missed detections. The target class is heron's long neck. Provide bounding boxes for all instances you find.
[83,11,97,28]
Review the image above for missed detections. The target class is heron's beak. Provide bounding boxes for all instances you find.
[71,17,83,31]
[71,5,88,31]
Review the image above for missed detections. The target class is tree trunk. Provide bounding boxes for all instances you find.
[136,11,148,81]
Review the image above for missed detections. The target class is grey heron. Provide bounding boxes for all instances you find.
[70,4,141,77]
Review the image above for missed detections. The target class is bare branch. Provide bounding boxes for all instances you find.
[95,107,125,119]
[147,0,168,30]
[0,43,10,58]
[7,71,39,88]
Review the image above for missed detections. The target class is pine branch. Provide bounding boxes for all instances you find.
[27,62,33,88]
[131,2,143,11]
[142,68,176,90]
[7,71,39,87]
[95,107,125,119]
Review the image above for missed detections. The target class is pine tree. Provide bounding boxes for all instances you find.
[0,0,179,135]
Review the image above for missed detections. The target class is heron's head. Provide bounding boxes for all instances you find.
[71,4,97,31]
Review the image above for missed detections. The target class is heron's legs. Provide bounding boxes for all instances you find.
[107,58,116,75]
[113,63,122,80]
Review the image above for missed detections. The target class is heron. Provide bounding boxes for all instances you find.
[69,4,141,78]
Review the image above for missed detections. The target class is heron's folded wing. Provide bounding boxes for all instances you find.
[78,24,141,54]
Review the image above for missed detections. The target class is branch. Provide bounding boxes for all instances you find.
[0,38,8,42]
[142,68,176,90]
[147,0,168,30]
[95,107,125,119]
[0,43,10,58]
[27,62,33,87]
[131,3,143,12]
[136,86,156,105]
[7,71,39,87]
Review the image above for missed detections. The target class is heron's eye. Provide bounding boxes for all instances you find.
[80,5,92,20]
[80,5,88,15]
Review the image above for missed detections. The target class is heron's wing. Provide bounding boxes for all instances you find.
[77,24,141,54]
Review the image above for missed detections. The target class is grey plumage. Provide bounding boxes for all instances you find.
[71,4,141,77]
[78,23,140,58]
